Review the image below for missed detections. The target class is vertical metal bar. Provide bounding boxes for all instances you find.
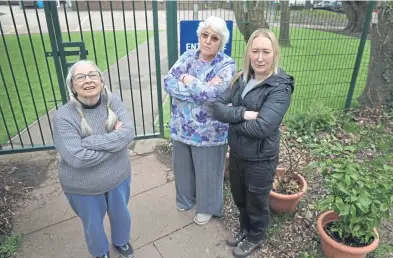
[9,2,45,145]
[99,1,113,90]
[122,1,137,136]
[153,0,164,137]
[35,4,59,110]
[166,0,178,69]
[63,2,72,41]
[144,1,155,134]
[132,0,146,134]
[1,18,31,147]
[345,1,375,109]
[75,1,84,41]
[23,3,53,140]
[44,1,68,104]
[110,1,123,100]
[0,64,19,148]
[50,2,68,73]
[87,2,98,65]
[0,102,12,149]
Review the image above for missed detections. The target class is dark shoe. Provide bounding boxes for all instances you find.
[114,243,134,258]
[96,252,109,258]
[233,237,263,258]
[226,228,248,247]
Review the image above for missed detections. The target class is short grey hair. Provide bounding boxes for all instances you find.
[65,60,118,137]
[196,16,229,51]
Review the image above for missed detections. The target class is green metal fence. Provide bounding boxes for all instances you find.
[0,0,164,154]
[0,0,375,153]
[166,0,374,118]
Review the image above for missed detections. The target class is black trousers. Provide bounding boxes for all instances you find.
[229,154,277,243]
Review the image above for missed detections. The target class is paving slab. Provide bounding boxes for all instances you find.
[155,219,232,258]
[15,181,195,257]
[13,152,169,234]
[134,243,162,258]
[132,138,167,155]
[130,154,169,196]
[128,181,195,249]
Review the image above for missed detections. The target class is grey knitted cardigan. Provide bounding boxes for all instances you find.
[53,93,134,195]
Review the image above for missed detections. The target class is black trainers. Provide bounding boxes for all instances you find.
[233,237,263,258]
[96,252,109,258]
[226,228,248,247]
[114,243,134,258]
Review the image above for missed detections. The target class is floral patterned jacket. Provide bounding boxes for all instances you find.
[163,49,236,146]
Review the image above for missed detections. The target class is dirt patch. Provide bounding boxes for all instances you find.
[154,140,173,170]
[0,152,56,235]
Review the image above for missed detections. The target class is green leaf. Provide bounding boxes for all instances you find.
[381,203,389,212]
[344,146,357,152]
[337,183,350,195]
[331,173,344,179]
[356,202,368,213]
[335,197,350,216]
[383,164,393,171]
[371,203,378,214]
[345,175,351,186]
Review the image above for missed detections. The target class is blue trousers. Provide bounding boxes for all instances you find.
[65,177,131,257]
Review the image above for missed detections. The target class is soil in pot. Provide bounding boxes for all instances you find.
[324,222,374,248]
[272,168,300,194]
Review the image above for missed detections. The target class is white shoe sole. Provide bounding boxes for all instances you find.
[193,216,212,225]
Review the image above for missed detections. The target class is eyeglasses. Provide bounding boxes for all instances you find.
[73,71,101,82]
[200,32,220,43]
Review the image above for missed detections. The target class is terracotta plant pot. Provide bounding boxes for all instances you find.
[269,169,307,213]
[317,210,379,258]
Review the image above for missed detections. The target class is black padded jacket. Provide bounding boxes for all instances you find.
[212,69,294,161]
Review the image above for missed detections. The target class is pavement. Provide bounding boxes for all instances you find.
[5,139,233,258]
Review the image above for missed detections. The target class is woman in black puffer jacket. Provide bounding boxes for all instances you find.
[212,28,294,258]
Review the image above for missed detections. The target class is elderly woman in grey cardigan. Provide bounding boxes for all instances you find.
[53,60,134,258]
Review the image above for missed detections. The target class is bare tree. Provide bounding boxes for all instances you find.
[359,2,393,108]
[233,1,269,42]
[343,1,369,33]
[279,1,291,47]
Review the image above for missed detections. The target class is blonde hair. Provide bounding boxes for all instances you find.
[65,60,118,137]
[196,16,230,51]
[242,28,280,82]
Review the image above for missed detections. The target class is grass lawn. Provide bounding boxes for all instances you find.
[160,27,371,138]
[0,30,150,144]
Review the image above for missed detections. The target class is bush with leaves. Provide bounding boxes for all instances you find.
[285,103,338,143]
[311,141,393,245]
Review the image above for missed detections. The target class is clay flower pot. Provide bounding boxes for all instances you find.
[317,210,379,258]
[269,168,307,213]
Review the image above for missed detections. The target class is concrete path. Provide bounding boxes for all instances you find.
[10,139,232,258]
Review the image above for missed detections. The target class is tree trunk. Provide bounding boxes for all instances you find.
[358,2,393,108]
[343,1,369,33]
[233,1,269,42]
[279,1,291,47]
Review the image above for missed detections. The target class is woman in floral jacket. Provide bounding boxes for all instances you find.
[163,16,236,225]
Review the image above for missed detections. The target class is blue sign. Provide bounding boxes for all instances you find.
[180,20,233,56]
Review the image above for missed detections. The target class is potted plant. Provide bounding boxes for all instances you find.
[315,144,393,258]
[269,137,308,213]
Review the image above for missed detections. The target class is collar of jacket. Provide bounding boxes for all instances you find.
[238,68,294,90]
[194,49,225,63]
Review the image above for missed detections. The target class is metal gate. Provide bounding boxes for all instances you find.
[0,0,165,155]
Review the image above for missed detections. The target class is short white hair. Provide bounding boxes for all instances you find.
[196,16,229,51]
